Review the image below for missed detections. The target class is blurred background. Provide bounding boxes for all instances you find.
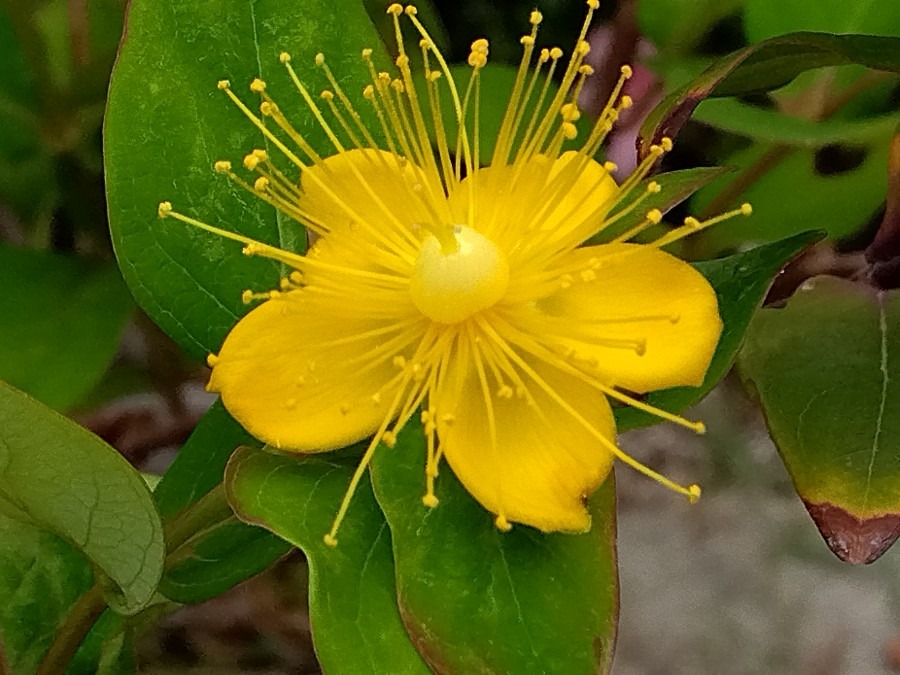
[1,0,899,672]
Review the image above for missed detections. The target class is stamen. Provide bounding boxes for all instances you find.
[651,203,752,248]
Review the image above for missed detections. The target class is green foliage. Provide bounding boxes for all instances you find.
[739,276,900,563]
[105,0,389,358]
[0,515,93,674]
[617,231,822,430]
[0,382,164,615]
[0,244,133,410]
[370,424,618,674]
[226,445,429,674]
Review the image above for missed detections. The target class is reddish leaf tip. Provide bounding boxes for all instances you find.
[804,501,900,564]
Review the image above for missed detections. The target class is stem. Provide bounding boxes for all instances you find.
[164,483,234,553]
[36,585,105,675]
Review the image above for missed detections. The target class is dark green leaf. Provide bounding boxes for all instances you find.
[743,0,900,43]
[617,230,823,430]
[370,424,618,674]
[0,514,93,675]
[225,445,429,675]
[105,0,388,358]
[0,245,134,411]
[640,32,900,156]
[739,276,900,564]
[638,0,744,54]
[0,382,164,614]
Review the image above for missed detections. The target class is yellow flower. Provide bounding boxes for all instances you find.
[159,1,750,545]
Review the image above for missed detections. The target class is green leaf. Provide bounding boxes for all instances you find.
[105,0,388,358]
[639,32,900,156]
[739,276,900,564]
[0,514,93,675]
[616,230,823,430]
[0,382,164,614]
[743,0,900,43]
[161,516,291,604]
[693,98,900,147]
[225,445,429,675]
[0,245,134,411]
[152,401,290,603]
[370,424,618,674]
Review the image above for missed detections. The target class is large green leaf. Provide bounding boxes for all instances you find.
[616,230,822,430]
[153,401,290,603]
[0,514,93,675]
[369,424,618,674]
[0,382,164,614]
[105,0,388,358]
[639,32,900,157]
[0,245,134,411]
[743,0,900,43]
[739,276,900,564]
[225,445,429,675]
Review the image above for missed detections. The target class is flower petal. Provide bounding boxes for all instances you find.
[434,343,615,532]
[208,290,419,451]
[533,243,722,393]
[301,148,443,238]
[447,152,617,250]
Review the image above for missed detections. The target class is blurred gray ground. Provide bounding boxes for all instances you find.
[138,380,900,674]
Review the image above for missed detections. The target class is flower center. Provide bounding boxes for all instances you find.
[410,225,509,324]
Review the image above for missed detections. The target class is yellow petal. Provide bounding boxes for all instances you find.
[300,148,443,239]
[534,243,722,393]
[447,152,617,251]
[208,290,420,451]
[434,346,615,532]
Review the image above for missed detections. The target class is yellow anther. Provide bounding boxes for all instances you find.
[289,271,302,284]
[321,90,334,101]
[279,52,291,63]
[391,79,404,92]
[648,181,662,193]
[252,149,268,161]
[157,201,172,218]
[494,515,512,532]
[253,176,269,192]
[206,353,219,367]
[217,79,230,90]
[361,47,373,60]
[314,52,325,66]
[578,64,594,76]
[392,355,407,369]
[372,392,382,405]
[472,38,489,52]
[576,40,591,56]
[562,122,578,140]
[741,203,753,216]
[549,47,563,60]
[649,144,664,156]
[694,421,706,434]
[323,533,338,547]
[497,385,514,399]
[386,2,402,15]
[396,54,410,68]
[530,9,543,24]
[243,153,260,170]
[684,216,701,228]
[603,161,618,173]
[363,84,375,99]
[660,137,673,151]
[581,269,597,282]
[620,95,633,109]
[241,289,254,304]
[259,101,274,116]
[560,103,580,121]
[520,35,535,46]
[213,160,231,173]
[587,0,600,8]
[381,431,397,448]
[621,64,633,78]
[422,494,439,508]
[250,78,266,93]
[539,48,550,62]
[688,484,702,503]
[428,71,442,82]
[404,4,417,15]
[647,209,663,224]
